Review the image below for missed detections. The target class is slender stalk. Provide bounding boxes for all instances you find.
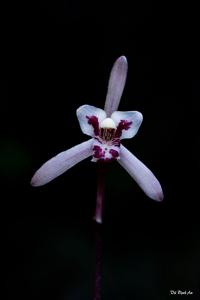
[93,223,102,300]
[94,164,106,224]
[93,164,106,300]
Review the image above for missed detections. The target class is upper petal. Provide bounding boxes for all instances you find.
[118,145,164,201]
[76,105,106,137]
[111,111,143,139]
[31,139,93,186]
[104,56,128,117]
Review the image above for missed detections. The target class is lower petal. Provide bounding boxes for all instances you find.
[118,145,164,201]
[31,139,93,186]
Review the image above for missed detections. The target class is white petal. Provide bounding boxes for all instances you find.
[118,145,164,201]
[111,111,143,139]
[76,105,106,136]
[31,139,93,186]
[104,56,128,116]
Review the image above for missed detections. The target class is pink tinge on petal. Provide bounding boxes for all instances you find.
[86,115,99,136]
[115,120,133,138]
[118,145,164,201]
[104,56,128,116]
[31,139,93,187]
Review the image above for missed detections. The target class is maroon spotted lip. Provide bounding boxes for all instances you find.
[86,114,133,162]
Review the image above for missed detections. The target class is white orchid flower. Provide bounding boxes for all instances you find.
[31,56,164,222]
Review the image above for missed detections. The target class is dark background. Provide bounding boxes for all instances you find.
[3,0,199,299]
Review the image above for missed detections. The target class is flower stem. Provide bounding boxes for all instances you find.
[94,164,106,224]
[93,223,102,300]
[93,164,106,300]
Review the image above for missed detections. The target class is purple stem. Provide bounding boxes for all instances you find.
[93,164,106,300]
[94,164,106,224]
[93,223,102,300]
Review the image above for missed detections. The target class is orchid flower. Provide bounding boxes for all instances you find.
[31,56,163,223]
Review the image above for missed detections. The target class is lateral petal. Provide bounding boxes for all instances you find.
[76,105,106,136]
[111,111,143,139]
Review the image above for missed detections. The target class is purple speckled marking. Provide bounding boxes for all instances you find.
[115,120,132,138]
[86,115,99,136]
[90,117,130,163]
[109,149,119,158]
[93,145,105,159]
[112,138,120,147]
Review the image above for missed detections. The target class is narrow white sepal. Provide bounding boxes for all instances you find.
[104,56,128,116]
[76,105,106,136]
[31,139,93,186]
[118,145,164,201]
[111,111,143,139]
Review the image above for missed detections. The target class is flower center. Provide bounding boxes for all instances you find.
[99,118,116,142]
[91,118,120,162]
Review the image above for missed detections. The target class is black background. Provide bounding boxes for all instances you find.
[4,0,199,299]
